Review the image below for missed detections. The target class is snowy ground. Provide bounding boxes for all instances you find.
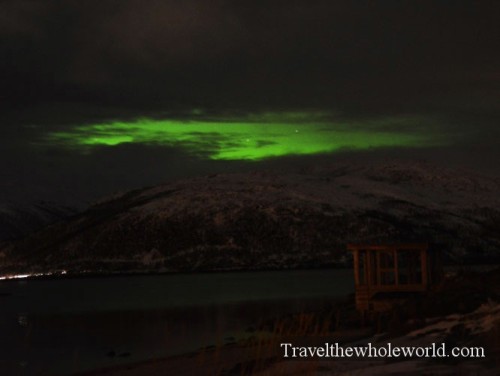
[257,301,500,375]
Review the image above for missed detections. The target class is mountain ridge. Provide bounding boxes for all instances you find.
[1,161,499,276]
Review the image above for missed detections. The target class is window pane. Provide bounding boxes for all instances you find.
[370,252,377,285]
[358,250,366,285]
[379,251,394,268]
[380,271,395,285]
[397,250,422,285]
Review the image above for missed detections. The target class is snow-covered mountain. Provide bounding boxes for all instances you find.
[1,161,499,275]
[0,202,77,242]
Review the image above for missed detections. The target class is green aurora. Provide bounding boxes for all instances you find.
[46,112,445,161]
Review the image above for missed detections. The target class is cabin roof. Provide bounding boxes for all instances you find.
[347,243,428,251]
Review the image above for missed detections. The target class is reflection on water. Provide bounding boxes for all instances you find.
[0,269,354,375]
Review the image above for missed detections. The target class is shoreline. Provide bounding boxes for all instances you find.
[76,327,375,376]
[0,264,352,282]
[1,262,499,283]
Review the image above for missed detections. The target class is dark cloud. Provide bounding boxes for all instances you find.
[1,0,498,111]
[0,0,499,203]
[0,141,250,205]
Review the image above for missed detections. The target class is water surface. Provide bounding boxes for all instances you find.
[0,269,354,375]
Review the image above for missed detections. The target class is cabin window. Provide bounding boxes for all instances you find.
[397,249,422,285]
[370,252,377,285]
[358,250,366,285]
[379,250,396,285]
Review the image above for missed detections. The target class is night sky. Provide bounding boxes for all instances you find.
[1,1,499,204]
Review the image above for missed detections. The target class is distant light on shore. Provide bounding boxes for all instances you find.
[0,270,67,281]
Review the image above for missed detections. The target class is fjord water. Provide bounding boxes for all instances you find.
[0,269,354,375]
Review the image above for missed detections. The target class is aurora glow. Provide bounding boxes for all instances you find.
[46,112,444,161]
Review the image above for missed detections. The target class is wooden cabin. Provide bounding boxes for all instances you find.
[347,243,442,314]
